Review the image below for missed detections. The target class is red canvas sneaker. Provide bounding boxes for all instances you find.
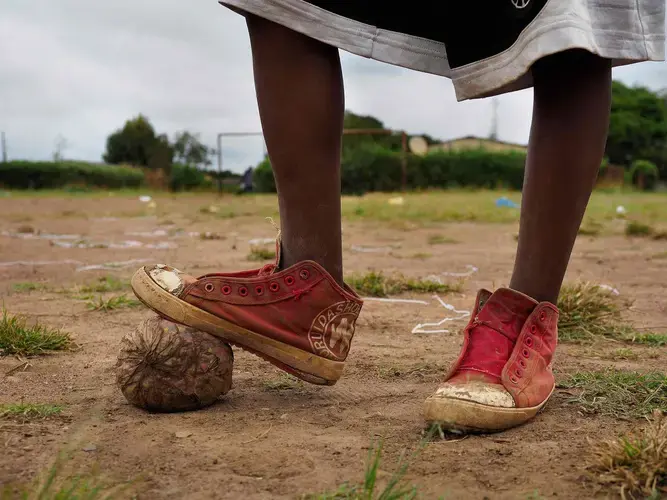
[131,244,363,386]
[424,288,559,432]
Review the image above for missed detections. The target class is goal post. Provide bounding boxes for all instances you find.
[215,129,409,194]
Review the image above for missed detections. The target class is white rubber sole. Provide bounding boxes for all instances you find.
[131,267,344,385]
[423,385,554,433]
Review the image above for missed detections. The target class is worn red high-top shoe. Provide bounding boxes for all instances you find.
[131,243,363,386]
[424,288,558,432]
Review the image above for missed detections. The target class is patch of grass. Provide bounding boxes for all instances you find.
[78,276,128,294]
[623,333,667,347]
[560,370,666,419]
[4,456,133,500]
[626,221,654,237]
[247,246,276,262]
[263,373,303,391]
[427,235,459,245]
[650,251,667,260]
[556,283,663,344]
[587,410,665,499]
[0,311,73,356]
[578,219,604,236]
[652,231,667,241]
[11,282,45,293]
[347,271,463,298]
[409,253,432,260]
[304,441,420,500]
[0,404,63,419]
[85,295,141,312]
[606,348,640,361]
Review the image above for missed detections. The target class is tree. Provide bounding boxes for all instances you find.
[342,111,403,153]
[607,82,667,178]
[172,131,212,168]
[104,115,162,167]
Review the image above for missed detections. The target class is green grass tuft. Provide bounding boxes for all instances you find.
[347,271,462,298]
[0,404,63,419]
[0,311,73,356]
[578,219,604,236]
[78,276,129,294]
[560,370,666,420]
[3,456,133,500]
[304,441,419,500]
[626,221,654,237]
[427,235,459,245]
[557,283,665,345]
[247,246,276,262]
[263,373,304,392]
[85,295,141,312]
[11,282,46,293]
[587,410,665,499]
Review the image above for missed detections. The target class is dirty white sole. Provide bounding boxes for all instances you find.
[423,386,554,433]
[131,267,343,385]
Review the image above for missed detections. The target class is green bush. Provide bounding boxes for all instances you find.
[253,146,526,194]
[629,159,659,191]
[169,163,212,192]
[254,158,276,193]
[0,161,144,189]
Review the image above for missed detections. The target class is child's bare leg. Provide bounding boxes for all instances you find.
[247,16,344,283]
[424,50,612,432]
[509,50,612,303]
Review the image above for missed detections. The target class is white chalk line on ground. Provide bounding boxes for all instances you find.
[423,264,479,282]
[412,295,471,334]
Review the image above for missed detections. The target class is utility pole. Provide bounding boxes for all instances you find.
[1,131,6,163]
[489,98,499,141]
[216,133,223,195]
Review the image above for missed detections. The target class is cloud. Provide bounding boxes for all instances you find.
[0,0,664,172]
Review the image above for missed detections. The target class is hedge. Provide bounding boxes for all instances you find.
[254,145,527,194]
[0,161,145,189]
[169,163,214,192]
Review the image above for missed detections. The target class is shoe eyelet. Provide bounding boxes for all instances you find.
[221,285,232,295]
[238,286,248,297]
[519,359,527,368]
[255,286,264,295]
[269,282,280,293]
[522,349,530,358]
[285,276,295,286]
[299,269,310,280]
[204,283,215,293]
[515,368,523,377]
[525,336,533,347]
[530,325,537,334]
[539,311,547,322]
[510,376,519,384]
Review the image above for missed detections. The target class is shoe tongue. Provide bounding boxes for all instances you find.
[476,288,537,342]
[448,288,538,385]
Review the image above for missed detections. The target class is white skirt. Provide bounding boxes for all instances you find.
[219,0,665,101]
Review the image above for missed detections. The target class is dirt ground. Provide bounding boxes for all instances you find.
[1,194,665,499]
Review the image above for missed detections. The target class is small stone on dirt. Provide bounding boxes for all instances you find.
[175,430,192,438]
[82,444,97,452]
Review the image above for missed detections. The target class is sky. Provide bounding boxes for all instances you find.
[1,0,666,173]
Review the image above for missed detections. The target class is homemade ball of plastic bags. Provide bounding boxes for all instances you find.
[116,317,233,412]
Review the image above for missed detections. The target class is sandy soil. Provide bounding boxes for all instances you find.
[0,195,665,499]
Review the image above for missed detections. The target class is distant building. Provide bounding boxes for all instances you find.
[429,136,527,154]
